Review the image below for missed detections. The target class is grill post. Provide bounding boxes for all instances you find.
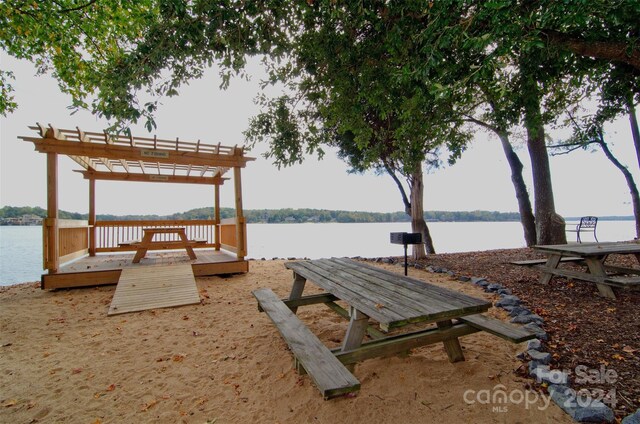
[390,232,423,276]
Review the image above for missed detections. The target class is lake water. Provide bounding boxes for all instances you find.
[0,220,636,286]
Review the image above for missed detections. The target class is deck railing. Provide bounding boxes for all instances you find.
[43,218,247,272]
[43,219,90,269]
[94,219,217,252]
[220,217,247,256]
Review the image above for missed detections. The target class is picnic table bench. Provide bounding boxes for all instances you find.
[533,242,640,299]
[253,258,535,399]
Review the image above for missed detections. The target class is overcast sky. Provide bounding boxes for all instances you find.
[1,52,638,217]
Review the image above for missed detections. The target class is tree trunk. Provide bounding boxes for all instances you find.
[597,137,640,238]
[408,167,435,257]
[627,98,640,170]
[497,131,537,246]
[522,77,567,245]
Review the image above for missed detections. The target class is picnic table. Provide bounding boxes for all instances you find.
[533,241,640,299]
[252,258,535,399]
[131,227,198,263]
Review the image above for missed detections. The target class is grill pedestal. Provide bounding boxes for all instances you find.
[390,232,423,276]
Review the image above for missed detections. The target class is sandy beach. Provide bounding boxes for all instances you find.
[1,259,573,423]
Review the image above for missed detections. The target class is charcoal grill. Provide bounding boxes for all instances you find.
[390,232,422,275]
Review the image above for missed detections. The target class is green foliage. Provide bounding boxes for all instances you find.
[0,205,522,223]
[0,205,82,220]
[0,0,159,117]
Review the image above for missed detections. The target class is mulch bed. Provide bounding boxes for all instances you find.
[411,247,639,419]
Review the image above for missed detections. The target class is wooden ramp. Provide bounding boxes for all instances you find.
[108,264,200,316]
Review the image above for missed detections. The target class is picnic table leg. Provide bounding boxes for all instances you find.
[341,307,369,372]
[342,307,369,351]
[436,319,465,363]
[132,232,153,263]
[539,254,562,284]
[178,229,197,260]
[288,273,307,314]
[584,257,617,300]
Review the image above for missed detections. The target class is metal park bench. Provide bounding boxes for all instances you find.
[566,216,598,243]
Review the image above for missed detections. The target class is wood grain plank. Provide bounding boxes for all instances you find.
[459,315,536,343]
[253,288,360,399]
[108,264,199,315]
[320,259,483,318]
[285,261,404,324]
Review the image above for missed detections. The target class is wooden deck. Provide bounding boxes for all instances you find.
[108,264,200,316]
[41,249,248,289]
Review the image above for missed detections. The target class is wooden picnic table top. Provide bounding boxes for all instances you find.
[142,227,187,234]
[534,241,640,257]
[284,258,491,330]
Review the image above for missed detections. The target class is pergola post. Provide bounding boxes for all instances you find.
[46,152,59,273]
[233,166,246,259]
[214,183,221,251]
[89,178,96,256]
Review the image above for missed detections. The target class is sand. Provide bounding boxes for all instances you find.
[0,260,573,423]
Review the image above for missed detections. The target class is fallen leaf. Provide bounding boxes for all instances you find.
[140,399,158,411]
[172,354,186,362]
[3,399,17,407]
[622,346,637,354]
[612,353,625,361]
[106,384,116,391]
[375,303,384,309]
[71,368,83,374]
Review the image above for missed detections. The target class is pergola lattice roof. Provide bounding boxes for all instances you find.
[20,123,255,185]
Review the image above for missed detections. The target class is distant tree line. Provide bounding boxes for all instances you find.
[0,205,578,224]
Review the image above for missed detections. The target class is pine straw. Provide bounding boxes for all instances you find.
[412,247,640,419]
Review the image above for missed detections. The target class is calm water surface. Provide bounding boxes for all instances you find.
[0,221,635,286]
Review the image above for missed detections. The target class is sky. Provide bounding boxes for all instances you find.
[1,52,638,218]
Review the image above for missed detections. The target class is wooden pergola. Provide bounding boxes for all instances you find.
[20,123,254,289]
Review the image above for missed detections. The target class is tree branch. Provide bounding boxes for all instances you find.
[543,30,640,71]
[462,114,498,133]
[383,161,411,214]
[52,0,98,14]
